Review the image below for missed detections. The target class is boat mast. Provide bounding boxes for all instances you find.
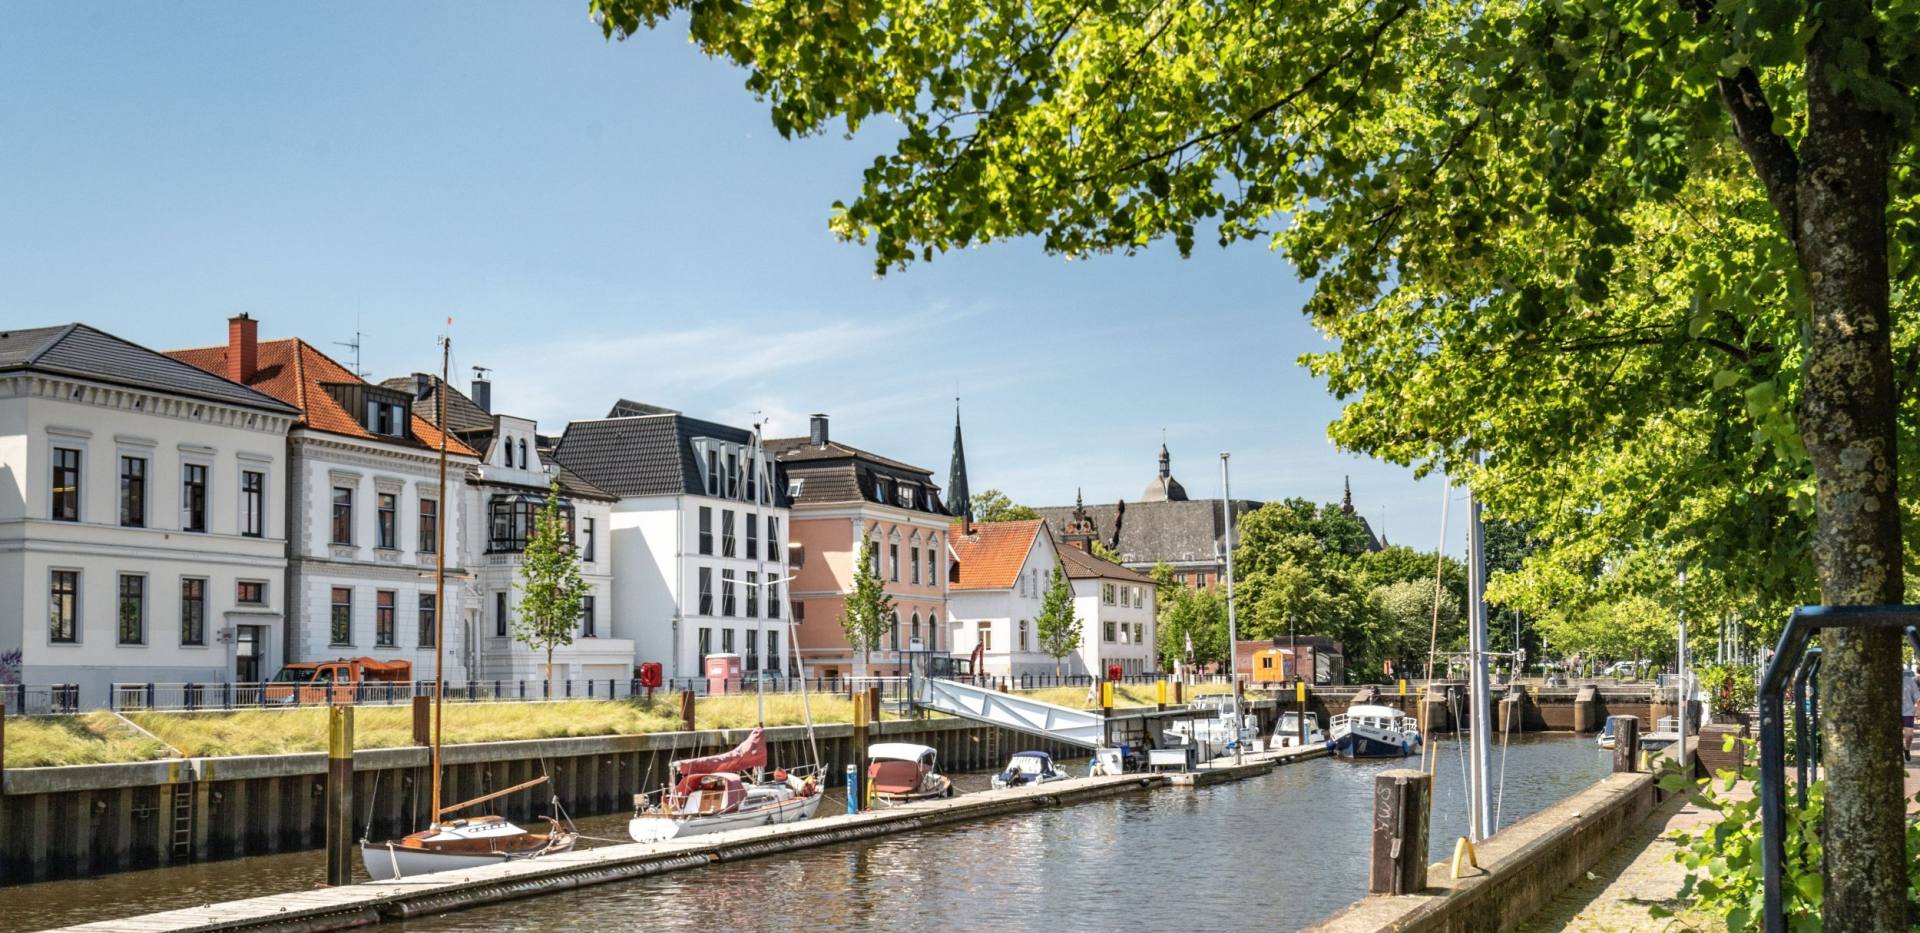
[1465,451,1494,842]
[431,333,449,825]
[753,420,766,728]
[1219,452,1242,766]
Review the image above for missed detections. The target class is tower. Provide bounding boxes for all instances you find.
[947,401,972,531]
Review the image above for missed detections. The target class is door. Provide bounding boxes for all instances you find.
[236,625,265,682]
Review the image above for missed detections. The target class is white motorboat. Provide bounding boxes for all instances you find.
[628,727,823,842]
[1271,711,1328,749]
[1164,694,1261,756]
[1329,704,1422,758]
[361,814,575,881]
[868,742,954,801]
[991,751,1070,789]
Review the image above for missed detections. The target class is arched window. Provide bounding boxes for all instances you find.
[519,439,529,468]
[889,610,900,650]
[910,611,921,646]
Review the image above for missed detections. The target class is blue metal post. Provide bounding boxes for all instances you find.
[846,763,860,815]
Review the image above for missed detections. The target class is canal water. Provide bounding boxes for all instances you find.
[7,735,1610,932]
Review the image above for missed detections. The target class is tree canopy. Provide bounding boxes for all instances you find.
[515,483,587,693]
[1035,567,1082,673]
[842,531,894,671]
[969,488,1041,523]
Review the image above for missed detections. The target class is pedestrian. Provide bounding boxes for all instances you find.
[1902,664,1919,763]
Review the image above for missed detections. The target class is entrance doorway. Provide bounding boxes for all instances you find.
[236,625,266,682]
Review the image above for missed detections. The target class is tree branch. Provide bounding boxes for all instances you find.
[1717,67,1801,237]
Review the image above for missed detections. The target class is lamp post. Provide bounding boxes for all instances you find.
[1220,452,1242,766]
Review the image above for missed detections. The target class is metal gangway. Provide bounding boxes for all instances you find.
[913,677,1112,748]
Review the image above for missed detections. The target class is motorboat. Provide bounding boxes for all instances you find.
[629,727,823,842]
[1599,714,1681,751]
[1271,711,1328,749]
[361,812,575,881]
[1164,694,1261,757]
[868,742,954,801]
[1597,715,1621,749]
[1329,704,1422,758]
[992,751,1070,790]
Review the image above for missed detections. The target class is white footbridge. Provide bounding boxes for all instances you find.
[912,677,1215,750]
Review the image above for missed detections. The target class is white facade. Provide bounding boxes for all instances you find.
[286,431,478,683]
[463,413,630,686]
[946,530,1062,679]
[1069,574,1157,677]
[0,370,295,706]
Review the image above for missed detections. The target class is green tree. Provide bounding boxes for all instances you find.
[592,0,1920,913]
[1034,567,1081,675]
[1090,539,1123,564]
[515,483,587,695]
[841,531,894,674]
[969,488,1040,523]
[1155,583,1229,674]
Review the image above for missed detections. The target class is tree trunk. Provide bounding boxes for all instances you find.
[546,648,555,699]
[1795,15,1904,927]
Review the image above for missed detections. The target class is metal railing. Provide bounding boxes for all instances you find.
[2,683,82,715]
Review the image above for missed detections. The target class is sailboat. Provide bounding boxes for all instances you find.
[628,421,824,842]
[360,334,578,881]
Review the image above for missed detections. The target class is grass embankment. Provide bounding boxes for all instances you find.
[4,711,172,768]
[1014,681,1233,710]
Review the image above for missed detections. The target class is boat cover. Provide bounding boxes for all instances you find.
[673,727,767,778]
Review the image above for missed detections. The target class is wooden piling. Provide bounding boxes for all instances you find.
[867,685,882,725]
[678,689,696,731]
[1611,716,1640,773]
[325,706,354,886]
[412,696,431,746]
[1370,768,1430,895]
[852,692,870,765]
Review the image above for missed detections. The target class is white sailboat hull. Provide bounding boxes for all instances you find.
[628,788,823,843]
[358,834,576,882]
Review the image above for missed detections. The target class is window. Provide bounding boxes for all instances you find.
[1103,583,1116,605]
[792,600,805,624]
[698,507,713,555]
[241,470,265,537]
[767,630,780,672]
[746,513,758,560]
[745,630,759,671]
[120,456,146,527]
[580,595,596,637]
[721,570,737,617]
[118,574,146,644]
[698,627,712,664]
[489,495,561,553]
[366,399,407,437]
[237,580,266,605]
[51,447,80,521]
[331,587,353,644]
[911,611,921,646]
[418,594,437,647]
[376,493,398,548]
[1104,620,1117,642]
[331,487,354,545]
[746,571,759,618]
[495,591,508,637]
[977,620,992,652]
[721,627,735,653]
[518,439,528,469]
[787,478,805,498]
[926,543,937,586]
[721,510,736,557]
[927,613,937,651]
[698,567,714,615]
[889,611,900,650]
[1018,619,1028,652]
[375,590,396,646]
[1135,622,1145,645]
[746,456,758,503]
[1119,622,1130,644]
[419,499,438,553]
[726,452,738,498]
[768,517,781,561]
[910,545,921,584]
[769,581,781,619]
[181,578,206,646]
[582,518,595,562]
[706,450,720,496]
[888,542,899,582]
[49,570,78,643]
[181,463,208,532]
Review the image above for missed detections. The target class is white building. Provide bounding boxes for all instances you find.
[1,324,299,707]
[553,401,791,681]
[383,372,631,687]
[946,519,1068,679]
[171,317,480,684]
[1057,542,1159,677]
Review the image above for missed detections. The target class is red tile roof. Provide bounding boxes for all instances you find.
[948,520,1049,590]
[168,338,478,457]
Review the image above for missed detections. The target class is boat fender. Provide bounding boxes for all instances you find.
[773,768,788,782]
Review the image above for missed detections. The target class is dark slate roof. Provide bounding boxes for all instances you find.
[1,324,300,415]
[765,436,948,514]
[378,374,495,434]
[1033,499,1264,567]
[608,399,680,418]
[764,436,928,473]
[1057,544,1157,583]
[553,407,787,504]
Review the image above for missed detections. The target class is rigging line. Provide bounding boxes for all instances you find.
[1420,479,1453,775]
[1495,689,1512,829]
[363,768,382,842]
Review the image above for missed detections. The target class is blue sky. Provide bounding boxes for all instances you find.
[0,3,1454,553]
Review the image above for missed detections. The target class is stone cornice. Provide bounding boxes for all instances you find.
[1,372,295,437]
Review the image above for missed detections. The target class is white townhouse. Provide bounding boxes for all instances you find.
[1057,543,1159,677]
[946,519,1071,679]
[171,316,479,683]
[381,372,631,686]
[553,401,790,681]
[0,324,299,707]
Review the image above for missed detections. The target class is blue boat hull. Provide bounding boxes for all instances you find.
[1331,731,1418,759]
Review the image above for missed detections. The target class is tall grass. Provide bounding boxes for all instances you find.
[4,712,171,767]
[1011,681,1230,710]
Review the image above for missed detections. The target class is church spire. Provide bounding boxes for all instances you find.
[1158,442,1171,479]
[947,401,972,529]
[1342,476,1354,514]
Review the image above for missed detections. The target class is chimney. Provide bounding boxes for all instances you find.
[808,413,829,447]
[412,373,432,400]
[226,314,258,383]
[471,367,491,413]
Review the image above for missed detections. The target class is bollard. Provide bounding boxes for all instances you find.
[325,705,355,886]
[1156,679,1167,711]
[852,692,870,766]
[1296,680,1309,745]
[1370,768,1431,895]
[1612,715,1641,773]
[1100,681,1114,720]
[679,689,696,731]
[411,695,431,746]
[867,685,882,725]
[845,764,860,815]
[1173,681,1184,705]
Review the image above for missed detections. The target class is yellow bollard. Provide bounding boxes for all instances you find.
[1399,678,1408,696]
[1155,679,1168,710]
[1295,680,1307,704]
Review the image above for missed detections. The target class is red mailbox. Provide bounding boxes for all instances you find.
[705,653,743,695]
[1107,663,1123,682]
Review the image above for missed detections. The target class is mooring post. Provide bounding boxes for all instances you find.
[1612,715,1640,773]
[1574,684,1599,733]
[852,691,870,765]
[325,705,354,886]
[1370,768,1430,895]
[1296,679,1308,745]
[411,695,431,746]
[867,685,882,726]
[845,763,860,815]
[678,689,696,731]
[1173,680,1184,705]
[1100,681,1114,720]
[1156,679,1167,711]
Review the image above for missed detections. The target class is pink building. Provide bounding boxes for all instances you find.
[767,415,951,681]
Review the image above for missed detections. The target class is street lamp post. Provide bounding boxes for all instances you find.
[1220,452,1242,766]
